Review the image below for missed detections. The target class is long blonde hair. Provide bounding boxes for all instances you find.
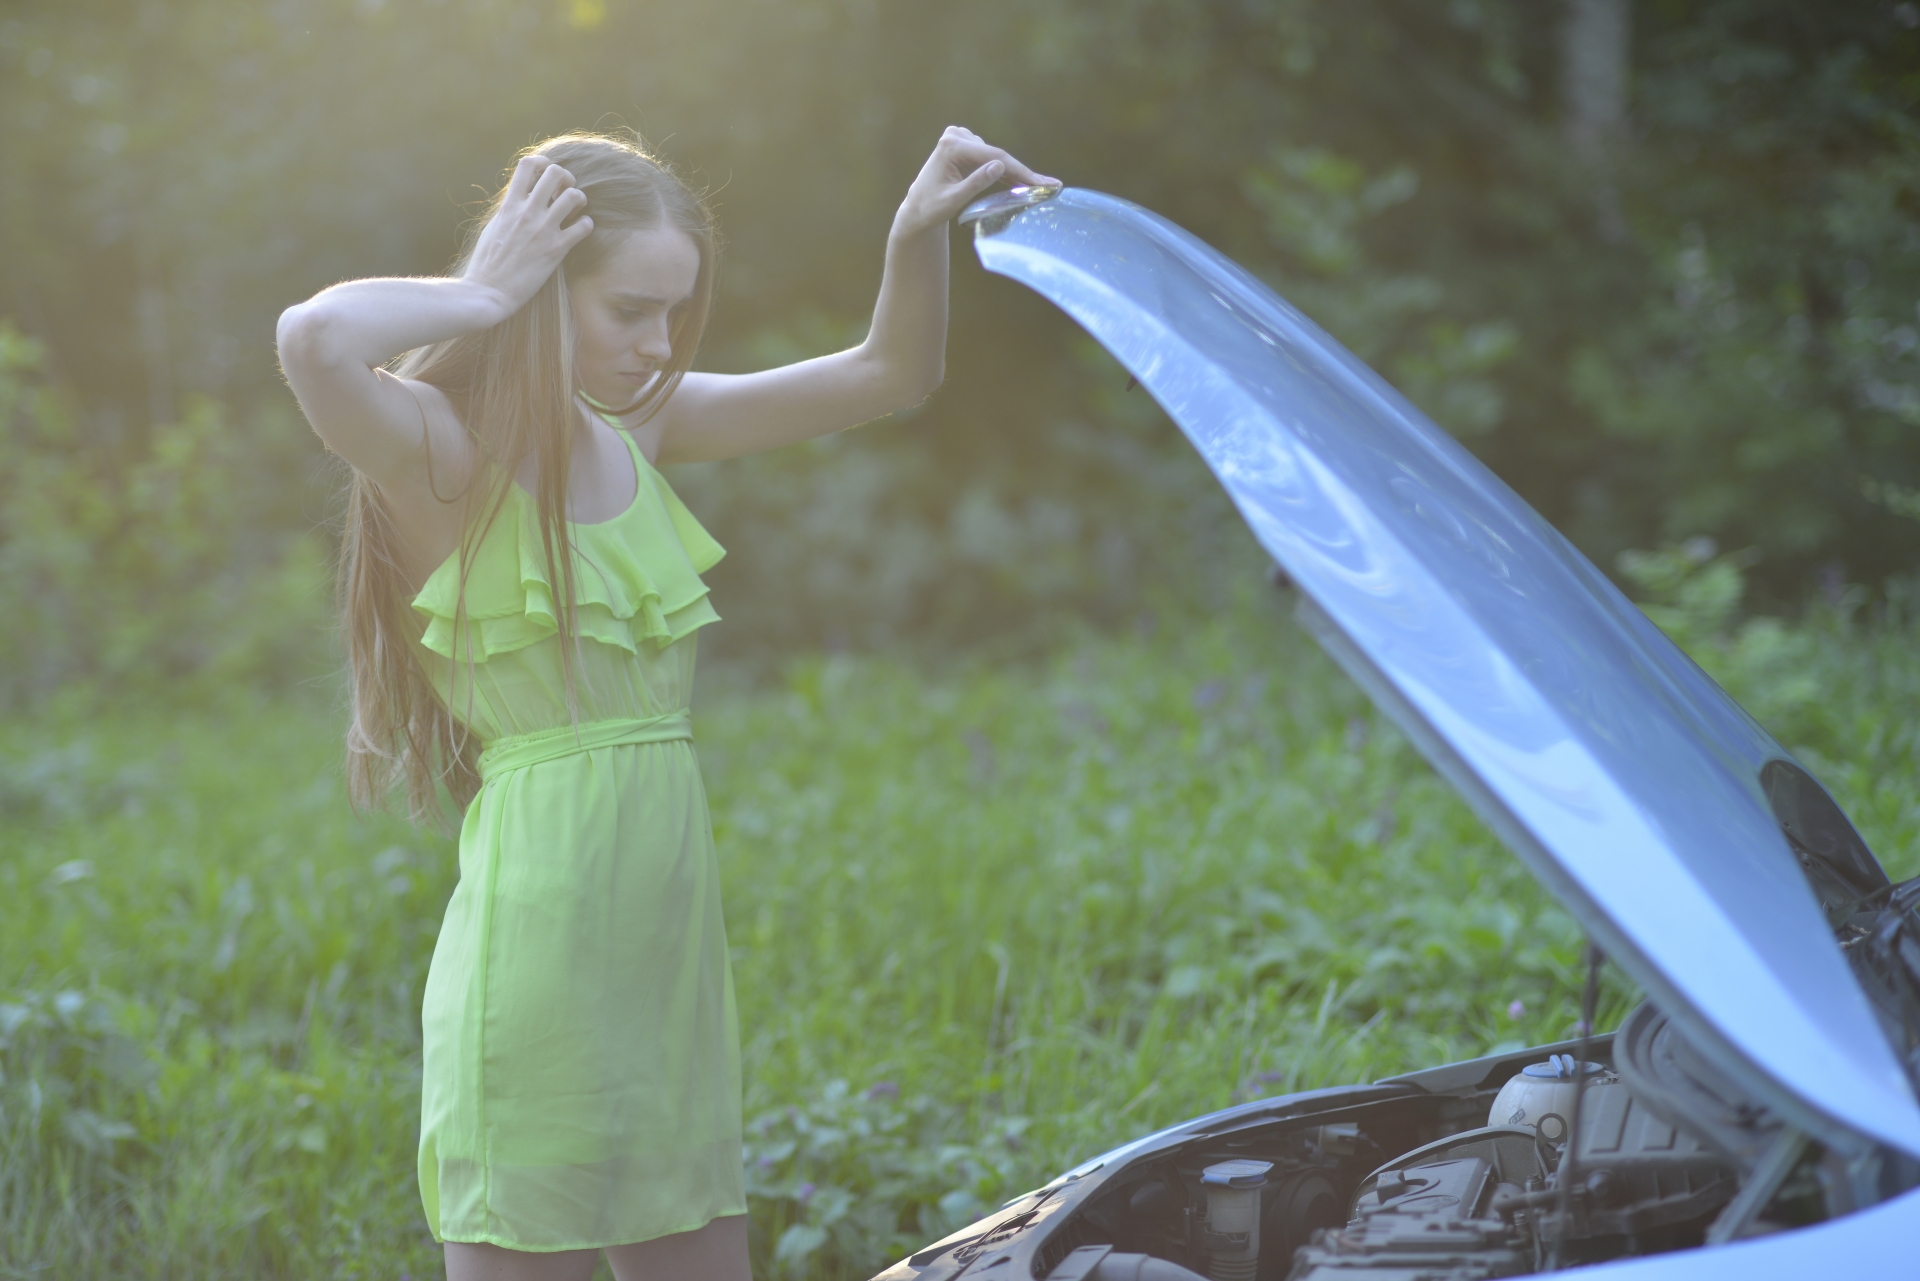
[340,132,717,823]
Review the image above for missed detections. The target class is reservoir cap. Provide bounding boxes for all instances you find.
[1200,1159,1274,1188]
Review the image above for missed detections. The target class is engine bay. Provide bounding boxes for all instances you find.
[1039,996,1919,1281]
[1003,821,1920,1281]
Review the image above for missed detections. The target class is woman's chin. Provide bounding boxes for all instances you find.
[582,380,651,414]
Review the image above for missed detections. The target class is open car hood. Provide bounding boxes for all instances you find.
[964,186,1920,1160]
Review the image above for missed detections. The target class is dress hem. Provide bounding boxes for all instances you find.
[432,1205,751,1253]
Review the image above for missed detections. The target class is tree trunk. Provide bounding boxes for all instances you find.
[1560,0,1631,241]
[135,232,175,430]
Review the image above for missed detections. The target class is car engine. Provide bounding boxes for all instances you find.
[1014,780,1920,1281]
[1047,983,1920,1281]
[1281,1003,1754,1279]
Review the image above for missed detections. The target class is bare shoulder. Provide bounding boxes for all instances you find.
[371,372,476,488]
[365,373,479,581]
[611,372,718,465]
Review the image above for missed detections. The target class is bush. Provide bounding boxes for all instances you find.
[743,1079,1028,1280]
[0,323,330,710]
[674,337,1261,660]
[8,2,1916,632]
[0,987,152,1158]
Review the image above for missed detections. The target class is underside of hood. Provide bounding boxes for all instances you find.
[964,185,1920,1160]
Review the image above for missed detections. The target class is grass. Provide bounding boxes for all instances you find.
[3,581,1917,1279]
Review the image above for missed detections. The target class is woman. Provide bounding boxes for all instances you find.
[276,128,1055,1281]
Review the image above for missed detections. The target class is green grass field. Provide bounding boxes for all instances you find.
[4,585,1917,1279]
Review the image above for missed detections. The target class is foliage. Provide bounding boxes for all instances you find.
[1568,4,1920,589]
[0,323,330,710]
[1617,539,1920,858]
[742,1078,1028,1279]
[4,1,1920,1272]
[1617,535,1859,735]
[668,338,1258,659]
[2,1,1916,663]
[4,593,1917,1278]
[0,988,149,1157]
[0,701,439,1278]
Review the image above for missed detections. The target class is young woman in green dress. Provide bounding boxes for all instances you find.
[277,128,1054,1281]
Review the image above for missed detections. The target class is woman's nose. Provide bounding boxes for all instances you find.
[636,319,672,362]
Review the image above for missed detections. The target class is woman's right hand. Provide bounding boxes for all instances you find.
[462,155,596,317]
[278,153,593,535]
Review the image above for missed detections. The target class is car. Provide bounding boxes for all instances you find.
[865,185,1920,1280]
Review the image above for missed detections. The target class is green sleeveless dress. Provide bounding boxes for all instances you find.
[410,423,745,1251]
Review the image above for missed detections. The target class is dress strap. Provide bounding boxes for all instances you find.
[610,412,641,462]
[477,712,692,782]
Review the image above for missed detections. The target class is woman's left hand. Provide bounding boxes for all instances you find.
[647,127,1054,464]
[894,126,1059,239]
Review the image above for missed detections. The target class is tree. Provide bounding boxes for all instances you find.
[1561,0,1632,241]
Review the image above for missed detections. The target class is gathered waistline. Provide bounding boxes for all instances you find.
[476,712,692,782]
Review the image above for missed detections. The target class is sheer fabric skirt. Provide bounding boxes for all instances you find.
[418,737,745,1250]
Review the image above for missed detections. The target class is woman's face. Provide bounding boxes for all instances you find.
[568,225,701,411]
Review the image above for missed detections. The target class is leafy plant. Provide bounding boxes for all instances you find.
[6,1,1916,655]
[743,1079,1027,1279]
[0,323,329,710]
[0,988,153,1157]
[2,595,1918,1277]
[1616,537,1823,726]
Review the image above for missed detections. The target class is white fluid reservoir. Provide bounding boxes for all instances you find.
[1200,1158,1271,1281]
[1488,1054,1611,1141]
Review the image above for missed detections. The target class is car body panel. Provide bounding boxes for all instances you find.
[965,186,1920,1160]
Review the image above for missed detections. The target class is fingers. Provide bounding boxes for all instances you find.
[528,161,575,208]
[1006,155,1061,189]
[505,157,581,230]
[972,145,1055,189]
[552,184,589,222]
[508,153,553,200]
[936,127,1058,189]
[957,158,1005,201]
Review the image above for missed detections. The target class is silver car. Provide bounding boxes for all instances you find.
[869,187,1920,1280]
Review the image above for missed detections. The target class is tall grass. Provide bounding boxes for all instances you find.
[3,584,1915,1279]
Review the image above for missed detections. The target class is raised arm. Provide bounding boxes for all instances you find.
[276,156,592,488]
[651,128,1056,465]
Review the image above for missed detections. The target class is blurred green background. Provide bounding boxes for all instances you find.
[5,0,1920,687]
[4,1,1920,1277]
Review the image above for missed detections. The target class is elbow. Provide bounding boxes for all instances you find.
[855,342,943,417]
[914,360,946,405]
[275,301,340,375]
[895,359,944,413]
[900,382,941,415]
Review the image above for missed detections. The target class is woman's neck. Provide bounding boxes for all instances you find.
[579,388,644,418]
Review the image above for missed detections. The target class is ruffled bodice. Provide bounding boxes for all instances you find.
[410,426,723,745]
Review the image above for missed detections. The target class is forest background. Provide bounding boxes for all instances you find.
[4,1,1920,1278]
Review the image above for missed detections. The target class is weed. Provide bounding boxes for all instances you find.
[1,592,1914,1278]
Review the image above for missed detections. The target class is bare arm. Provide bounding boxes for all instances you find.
[653,128,1056,465]
[275,156,592,488]
[276,279,503,486]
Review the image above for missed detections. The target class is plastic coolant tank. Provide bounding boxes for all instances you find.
[1488,1054,1610,1138]
[1199,1159,1270,1281]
